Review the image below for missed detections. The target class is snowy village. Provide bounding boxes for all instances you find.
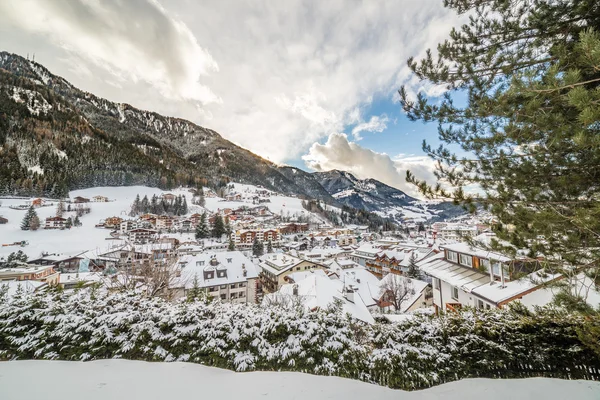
[1,0,600,398]
[2,182,597,322]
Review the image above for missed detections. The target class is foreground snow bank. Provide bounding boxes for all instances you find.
[0,360,598,400]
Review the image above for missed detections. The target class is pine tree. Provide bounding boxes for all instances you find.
[173,196,181,216]
[212,215,226,238]
[65,217,72,229]
[150,195,158,214]
[228,239,236,251]
[29,215,40,231]
[399,0,600,300]
[4,250,28,268]
[20,206,36,231]
[224,218,232,236]
[131,194,141,216]
[267,239,273,253]
[252,237,264,257]
[195,212,209,239]
[74,216,81,227]
[181,196,188,215]
[187,274,203,302]
[141,195,149,213]
[56,200,65,218]
[407,252,420,279]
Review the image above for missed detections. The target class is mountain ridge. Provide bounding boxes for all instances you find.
[0,51,463,223]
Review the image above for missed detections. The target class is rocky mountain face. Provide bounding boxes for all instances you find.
[0,51,464,223]
[0,51,331,199]
[310,170,466,223]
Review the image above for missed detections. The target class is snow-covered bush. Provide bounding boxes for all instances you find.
[0,289,598,390]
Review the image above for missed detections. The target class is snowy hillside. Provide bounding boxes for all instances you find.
[313,170,464,223]
[0,360,598,400]
[0,184,332,261]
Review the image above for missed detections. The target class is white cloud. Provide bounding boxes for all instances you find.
[351,114,389,140]
[303,133,441,198]
[0,0,220,104]
[0,0,463,164]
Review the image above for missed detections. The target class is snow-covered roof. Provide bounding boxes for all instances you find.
[259,253,303,275]
[132,243,173,253]
[441,242,512,263]
[59,272,103,285]
[338,267,381,308]
[267,274,375,324]
[472,270,562,305]
[329,258,360,270]
[419,256,490,293]
[287,269,328,283]
[178,251,258,289]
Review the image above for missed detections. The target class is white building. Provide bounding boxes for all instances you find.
[350,243,380,266]
[176,251,259,304]
[119,220,138,234]
[418,242,560,313]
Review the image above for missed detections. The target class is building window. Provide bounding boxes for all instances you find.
[480,259,490,273]
[220,294,227,300]
[477,299,484,309]
[447,251,458,263]
[220,285,227,289]
[459,254,473,267]
[452,286,459,300]
[240,282,247,288]
[490,261,502,277]
[433,278,441,290]
[230,284,236,289]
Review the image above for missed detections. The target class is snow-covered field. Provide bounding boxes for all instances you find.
[0,186,162,260]
[0,184,327,261]
[0,360,598,400]
[204,183,309,216]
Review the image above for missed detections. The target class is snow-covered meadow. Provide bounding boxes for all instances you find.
[0,186,163,261]
[1,360,599,400]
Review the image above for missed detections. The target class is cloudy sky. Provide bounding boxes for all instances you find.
[0,0,463,197]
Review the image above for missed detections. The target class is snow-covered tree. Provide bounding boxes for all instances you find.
[20,206,37,231]
[212,215,226,238]
[29,215,40,231]
[56,200,65,218]
[406,253,420,279]
[195,212,209,239]
[252,237,264,257]
[379,275,415,313]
